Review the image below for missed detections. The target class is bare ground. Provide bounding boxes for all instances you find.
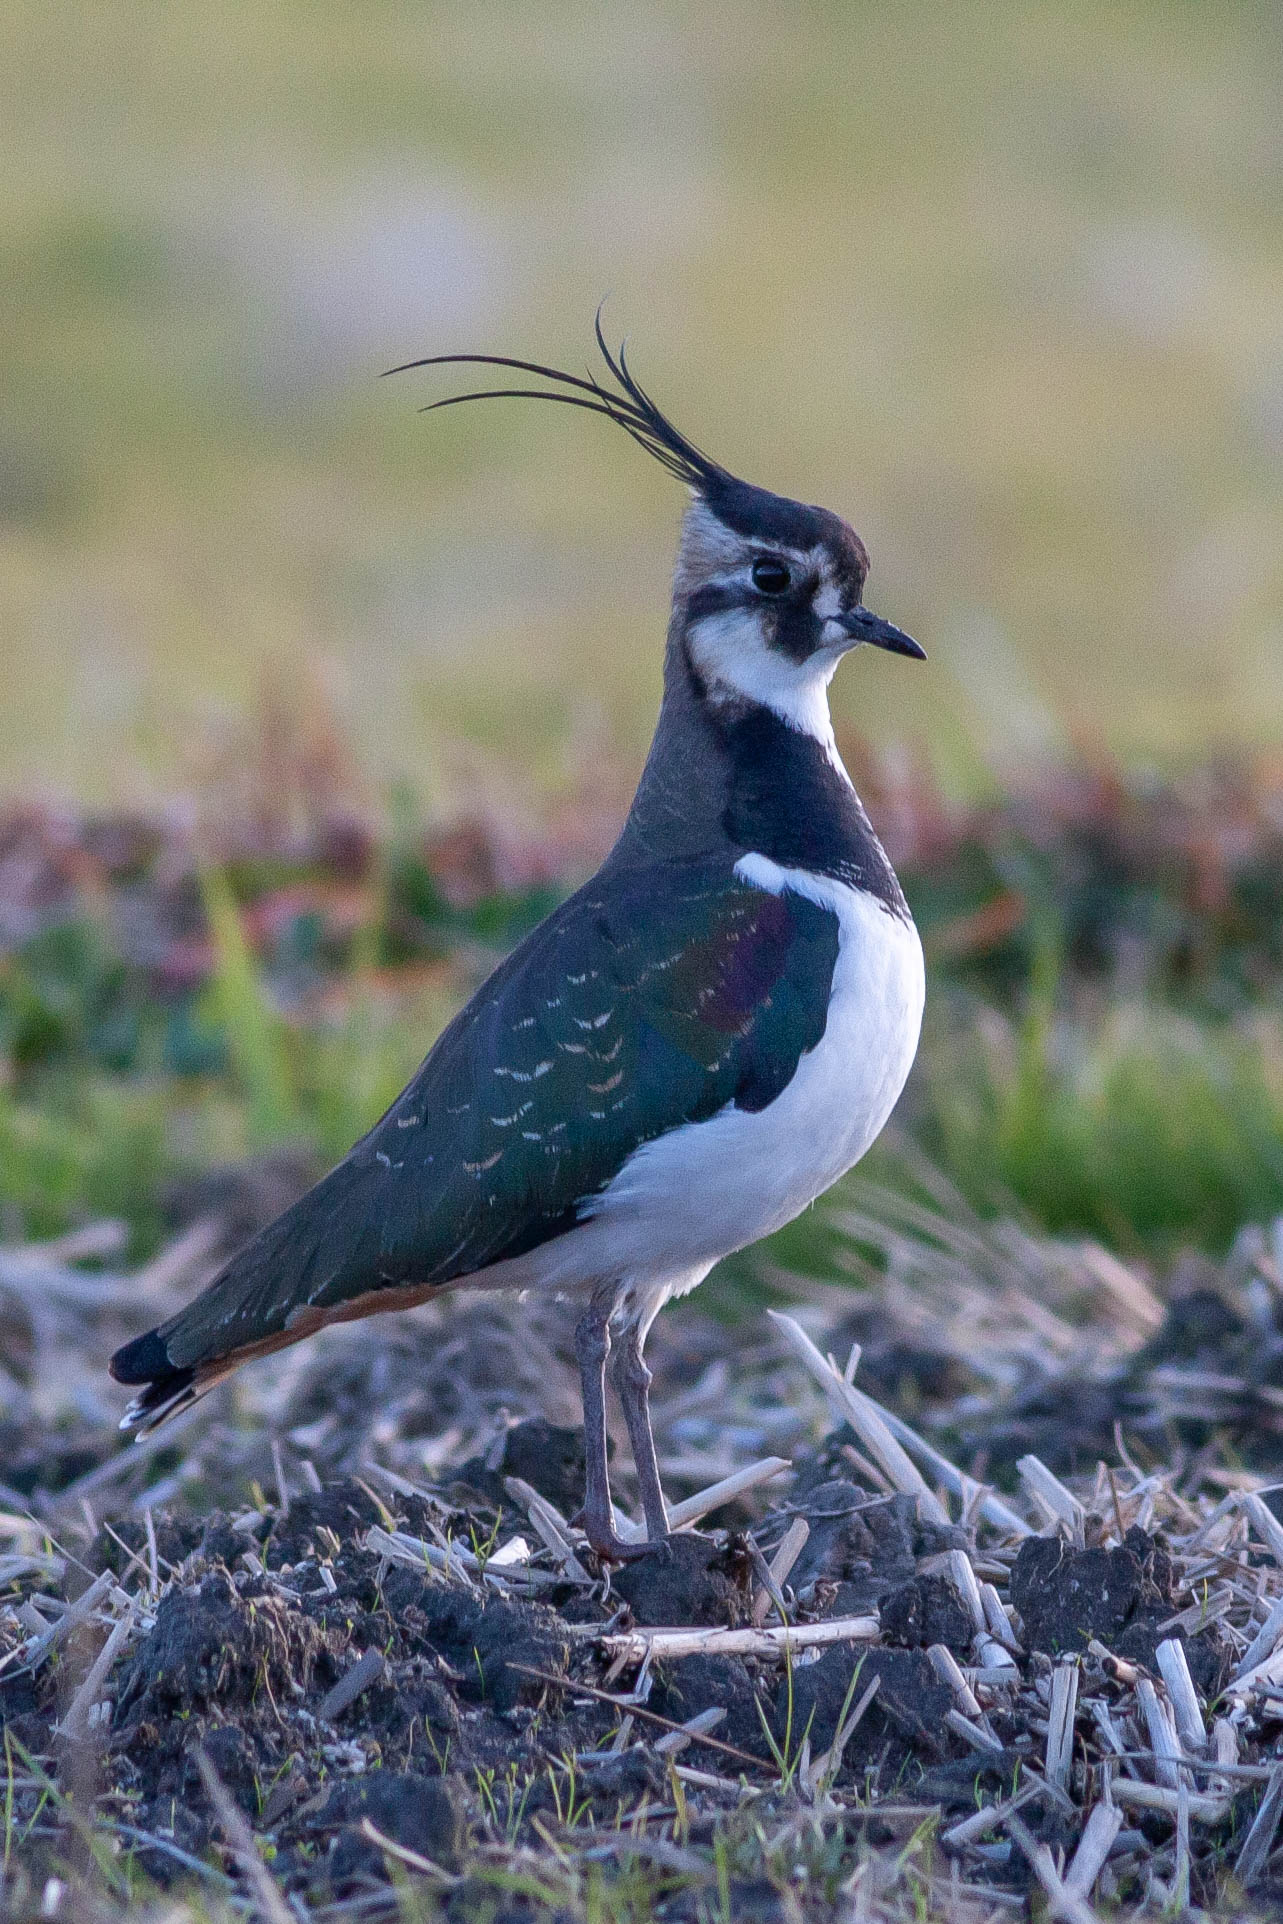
[6,1170,1283,1920]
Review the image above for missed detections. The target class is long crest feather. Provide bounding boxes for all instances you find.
[385,314,730,493]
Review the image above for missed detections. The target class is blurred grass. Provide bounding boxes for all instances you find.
[3,0,1282,812]
[198,864,299,1149]
[913,992,1283,1254]
[196,858,461,1166]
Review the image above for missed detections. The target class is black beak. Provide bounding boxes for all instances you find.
[839,606,926,661]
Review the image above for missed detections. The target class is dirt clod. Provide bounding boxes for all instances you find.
[650,1653,770,1757]
[115,1569,337,1720]
[778,1646,954,1770]
[453,1417,587,1513]
[611,1530,752,1627]
[879,1572,974,1654]
[1009,1530,1165,1655]
[381,1575,572,1712]
[309,1771,465,1884]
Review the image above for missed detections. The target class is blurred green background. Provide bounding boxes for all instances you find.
[5,0,1282,810]
[5,1,1283,1271]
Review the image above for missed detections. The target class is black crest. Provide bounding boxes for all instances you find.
[386,312,731,492]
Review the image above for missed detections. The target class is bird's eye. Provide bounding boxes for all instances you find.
[751,557,791,595]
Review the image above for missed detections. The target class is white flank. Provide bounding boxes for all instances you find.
[462,862,924,1330]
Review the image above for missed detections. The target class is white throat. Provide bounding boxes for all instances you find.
[686,606,844,763]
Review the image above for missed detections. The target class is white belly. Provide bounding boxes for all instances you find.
[474,855,923,1313]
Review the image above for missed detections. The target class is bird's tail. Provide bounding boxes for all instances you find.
[109,1157,393,1437]
[108,1329,210,1434]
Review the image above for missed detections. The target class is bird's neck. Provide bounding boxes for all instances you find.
[606,620,906,914]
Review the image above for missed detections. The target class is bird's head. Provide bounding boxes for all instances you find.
[390,317,922,733]
[672,474,921,733]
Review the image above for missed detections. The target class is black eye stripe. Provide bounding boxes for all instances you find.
[685,581,757,624]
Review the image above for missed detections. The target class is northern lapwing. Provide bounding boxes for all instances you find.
[111,323,926,1561]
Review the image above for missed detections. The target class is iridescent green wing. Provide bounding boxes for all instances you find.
[156,860,839,1367]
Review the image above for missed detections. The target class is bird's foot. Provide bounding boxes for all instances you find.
[572,1511,670,1565]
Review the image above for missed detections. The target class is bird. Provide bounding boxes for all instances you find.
[110,320,927,1562]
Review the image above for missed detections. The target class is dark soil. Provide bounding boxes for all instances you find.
[0,1404,1264,1924]
[5,1190,1283,1918]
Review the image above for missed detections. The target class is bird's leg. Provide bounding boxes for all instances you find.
[611,1323,669,1544]
[573,1295,648,1563]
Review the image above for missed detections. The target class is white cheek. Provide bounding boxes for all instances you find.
[687,608,838,746]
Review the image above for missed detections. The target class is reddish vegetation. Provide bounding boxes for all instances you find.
[5,737,1283,1031]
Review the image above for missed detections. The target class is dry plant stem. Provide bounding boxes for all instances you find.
[1210,1717,1238,1803]
[194,1747,294,1924]
[358,1817,459,1884]
[1077,1244,1165,1334]
[665,1456,791,1529]
[1007,1812,1103,1924]
[1228,1643,1283,1700]
[1045,1661,1079,1791]
[1236,1592,1283,1679]
[973,1638,1019,1678]
[1017,1454,1086,1540]
[318,1647,385,1722]
[767,1312,950,1526]
[1242,1493,1283,1570]
[980,1580,1023,1652]
[58,1594,138,1743]
[363,1521,563,1592]
[1156,1637,1206,1752]
[1064,1802,1124,1897]
[671,1763,745,1793]
[944,1547,986,1634]
[653,1706,727,1756]
[599,1613,878,1664]
[747,1538,789,1625]
[751,1515,809,1626]
[1137,1678,1185,1791]
[1174,1780,1191,1911]
[1110,1780,1227,1822]
[767,1514,810,1588]
[23,1570,115,1672]
[821,1377,1033,1535]
[1235,1763,1283,1887]
[502,1478,593,1582]
[941,1782,1042,1850]
[927,1643,984,1721]
[364,1524,476,1583]
[945,1708,1005,1754]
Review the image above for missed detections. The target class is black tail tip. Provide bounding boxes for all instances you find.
[109,1327,174,1385]
[112,1327,201,1434]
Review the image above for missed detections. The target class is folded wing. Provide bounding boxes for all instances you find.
[111,859,839,1426]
